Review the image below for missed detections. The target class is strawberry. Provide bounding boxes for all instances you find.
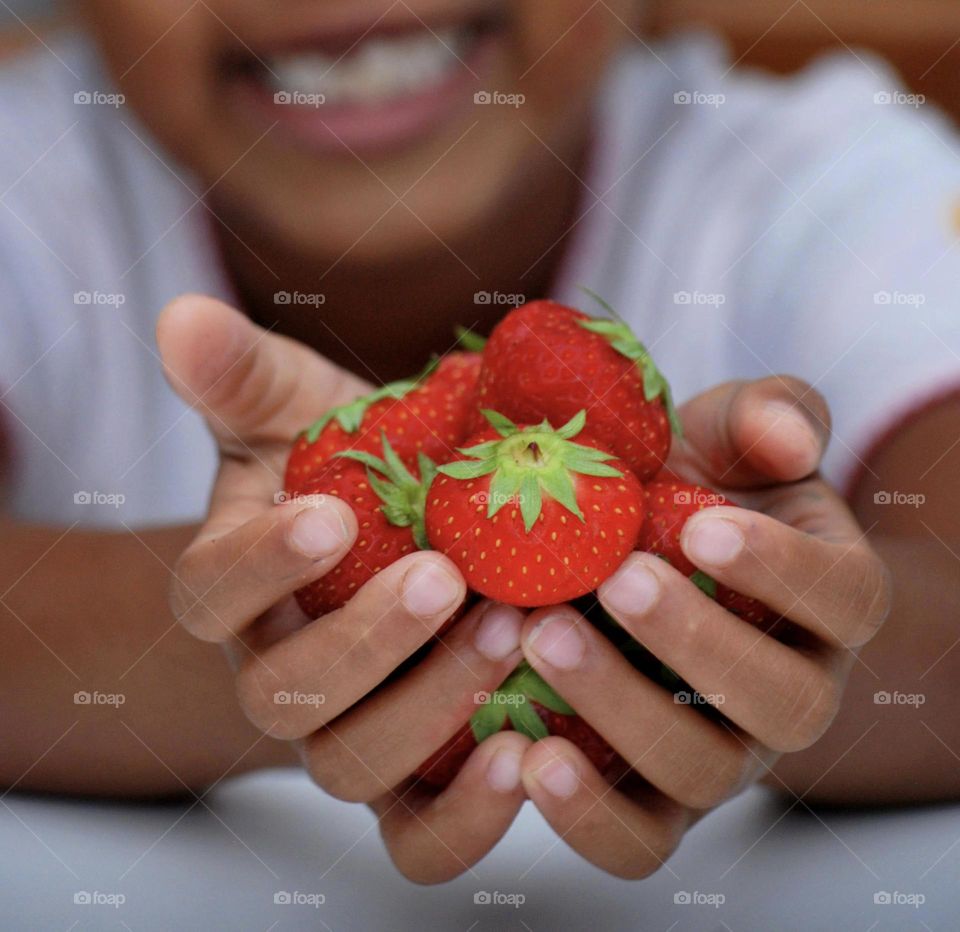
[414,662,626,789]
[473,298,680,481]
[293,438,435,618]
[425,410,644,607]
[285,352,480,492]
[640,476,782,630]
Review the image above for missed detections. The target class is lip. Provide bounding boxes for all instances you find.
[225,7,506,156]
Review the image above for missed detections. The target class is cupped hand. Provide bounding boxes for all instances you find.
[513,376,892,878]
[157,295,530,883]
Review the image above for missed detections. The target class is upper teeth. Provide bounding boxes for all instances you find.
[267,28,469,106]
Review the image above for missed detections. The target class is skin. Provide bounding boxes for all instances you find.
[0,0,957,885]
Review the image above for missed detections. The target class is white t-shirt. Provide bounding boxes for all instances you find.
[1,30,958,528]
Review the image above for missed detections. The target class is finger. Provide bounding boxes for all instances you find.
[679,500,892,648]
[235,553,466,738]
[520,607,770,809]
[373,730,530,884]
[671,376,831,488]
[304,601,525,802]
[156,294,369,453]
[598,553,843,752]
[521,737,688,880]
[170,495,358,642]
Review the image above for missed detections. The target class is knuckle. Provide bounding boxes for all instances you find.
[235,655,289,734]
[614,822,681,880]
[675,741,752,810]
[773,664,841,752]
[303,738,380,803]
[848,554,893,646]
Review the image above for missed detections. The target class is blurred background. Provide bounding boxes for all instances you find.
[1,0,958,122]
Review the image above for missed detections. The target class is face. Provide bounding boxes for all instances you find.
[82,0,637,265]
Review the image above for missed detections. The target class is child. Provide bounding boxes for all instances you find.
[1,1,957,884]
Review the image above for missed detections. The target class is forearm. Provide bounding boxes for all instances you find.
[0,519,295,798]
[769,534,960,805]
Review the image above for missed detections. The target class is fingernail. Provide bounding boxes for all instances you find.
[534,756,580,799]
[761,401,819,471]
[526,613,585,670]
[401,560,462,618]
[486,748,522,793]
[474,603,523,661]
[685,517,744,568]
[598,557,660,617]
[290,504,350,559]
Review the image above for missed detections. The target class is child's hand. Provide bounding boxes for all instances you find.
[157,295,529,881]
[512,377,892,878]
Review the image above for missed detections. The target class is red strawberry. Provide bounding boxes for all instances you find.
[293,439,435,618]
[285,352,480,492]
[425,410,644,607]
[640,476,782,630]
[473,299,680,480]
[414,662,626,789]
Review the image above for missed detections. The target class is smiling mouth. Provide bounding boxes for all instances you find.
[225,8,508,154]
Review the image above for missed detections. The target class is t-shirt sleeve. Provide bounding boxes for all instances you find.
[732,72,960,492]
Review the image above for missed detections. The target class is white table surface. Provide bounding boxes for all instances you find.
[1,768,957,930]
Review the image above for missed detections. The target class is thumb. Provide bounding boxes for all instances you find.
[669,375,832,488]
[156,294,369,454]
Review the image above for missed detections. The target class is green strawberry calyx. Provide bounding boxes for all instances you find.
[577,288,683,438]
[454,325,488,353]
[298,357,439,443]
[470,661,576,743]
[335,433,436,551]
[437,409,623,532]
